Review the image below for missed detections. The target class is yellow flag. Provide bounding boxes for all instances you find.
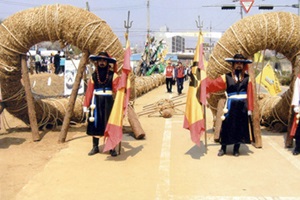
[256,62,281,96]
[254,51,263,63]
[183,32,206,146]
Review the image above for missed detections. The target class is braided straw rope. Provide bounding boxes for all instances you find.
[0,4,124,127]
[206,12,300,131]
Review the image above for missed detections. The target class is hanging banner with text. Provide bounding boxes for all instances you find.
[64,60,84,95]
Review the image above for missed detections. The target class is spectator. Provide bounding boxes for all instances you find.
[34,51,42,74]
[54,51,61,74]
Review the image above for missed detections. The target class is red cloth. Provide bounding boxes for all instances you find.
[83,79,94,108]
[291,115,298,137]
[247,81,254,111]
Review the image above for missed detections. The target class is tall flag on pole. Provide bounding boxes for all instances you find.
[183,32,206,146]
[255,61,282,96]
[103,39,131,152]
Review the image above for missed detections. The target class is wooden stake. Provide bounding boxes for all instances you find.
[21,56,40,141]
[127,105,145,139]
[58,51,89,143]
[214,98,226,142]
[248,62,262,148]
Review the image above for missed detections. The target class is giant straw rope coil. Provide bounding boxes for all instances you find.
[207,11,300,131]
[0,4,124,127]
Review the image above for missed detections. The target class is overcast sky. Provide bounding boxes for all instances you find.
[0,0,299,48]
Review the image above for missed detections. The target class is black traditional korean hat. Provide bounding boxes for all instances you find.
[89,52,116,63]
[225,54,252,64]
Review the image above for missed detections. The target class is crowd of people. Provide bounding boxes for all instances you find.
[29,50,66,75]
[163,60,190,95]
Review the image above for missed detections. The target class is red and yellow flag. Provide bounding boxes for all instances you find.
[103,39,131,152]
[183,32,206,146]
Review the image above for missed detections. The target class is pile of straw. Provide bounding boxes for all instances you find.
[207,12,300,131]
[135,74,165,97]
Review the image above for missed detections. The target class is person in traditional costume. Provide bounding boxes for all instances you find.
[290,74,300,155]
[205,54,254,156]
[83,52,118,157]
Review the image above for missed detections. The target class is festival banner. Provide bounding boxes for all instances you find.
[103,39,131,152]
[64,60,84,95]
[256,62,282,96]
[183,32,206,146]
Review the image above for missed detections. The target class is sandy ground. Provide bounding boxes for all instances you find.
[1,79,300,200]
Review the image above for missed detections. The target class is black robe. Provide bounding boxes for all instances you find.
[86,68,114,136]
[219,73,251,145]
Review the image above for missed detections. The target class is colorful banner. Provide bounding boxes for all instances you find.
[256,62,282,96]
[103,40,131,152]
[183,32,206,146]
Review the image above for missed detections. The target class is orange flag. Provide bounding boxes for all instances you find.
[103,39,131,152]
[183,32,206,146]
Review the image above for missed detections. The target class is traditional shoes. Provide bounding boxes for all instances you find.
[110,149,118,157]
[233,151,239,157]
[88,146,99,156]
[88,147,118,157]
[293,149,300,156]
[218,149,226,156]
[218,145,240,157]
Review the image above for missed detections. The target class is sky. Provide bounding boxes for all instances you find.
[0,0,299,49]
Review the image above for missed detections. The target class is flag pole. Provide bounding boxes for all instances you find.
[119,10,133,155]
[196,16,207,151]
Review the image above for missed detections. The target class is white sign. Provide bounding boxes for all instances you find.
[64,60,84,95]
[240,0,254,13]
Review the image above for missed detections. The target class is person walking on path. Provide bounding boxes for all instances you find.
[204,54,254,156]
[54,51,61,74]
[83,52,118,157]
[34,51,42,74]
[175,61,185,95]
[163,60,175,93]
[290,73,300,155]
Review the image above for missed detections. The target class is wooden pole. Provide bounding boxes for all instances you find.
[21,55,40,141]
[58,51,89,143]
[0,85,6,132]
[248,63,262,148]
[214,98,226,142]
[127,105,146,139]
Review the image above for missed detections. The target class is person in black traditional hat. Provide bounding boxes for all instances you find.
[83,52,118,157]
[204,54,254,156]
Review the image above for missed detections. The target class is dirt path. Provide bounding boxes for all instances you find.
[1,80,300,200]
